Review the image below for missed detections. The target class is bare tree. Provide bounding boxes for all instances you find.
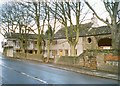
[49,1,90,56]
[20,1,47,55]
[45,2,57,62]
[0,2,18,36]
[0,1,34,53]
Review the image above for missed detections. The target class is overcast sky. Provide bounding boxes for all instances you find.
[0,0,111,52]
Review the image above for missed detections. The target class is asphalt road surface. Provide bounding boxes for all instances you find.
[0,55,119,84]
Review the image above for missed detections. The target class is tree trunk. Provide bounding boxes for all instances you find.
[70,44,76,56]
[37,35,42,54]
[111,25,119,50]
[46,40,51,63]
[83,50,86,67]
[37,38,40,54]
[20,38,25,53]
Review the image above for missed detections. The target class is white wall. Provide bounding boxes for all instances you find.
[0,35,4,53]
[76,37,83,55]
[50,39,70,56]
[7,48,13,57]
[4,37,84,57]
[27,41,34,50]
[45,37,83,57]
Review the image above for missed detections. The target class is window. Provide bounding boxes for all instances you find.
[35,50,37,54]
[16,49,21,53]
[35,41,37,44]
[52,50,57,56]
[25,50,27,53]
[34,41,37,47]
[98,38,112,46]
[13,40,16,45]
[16,50,19,52]
[26,41,30,47]
[4,42,7,45]
[23,40,25,43]
[28,50,33,54]
[65,49,68,56]
[52,41,57,45]
[16,42,20,47]
[75,49,77,55]
[59,50,63,56]
[88,38,92,43]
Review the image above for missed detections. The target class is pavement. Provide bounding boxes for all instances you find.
[46,63,119,81]
[16,58,119,81]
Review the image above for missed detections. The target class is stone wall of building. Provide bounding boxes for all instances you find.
[82,34,111,50]
[82,36,98,50]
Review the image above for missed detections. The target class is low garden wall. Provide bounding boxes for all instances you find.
[55,56,78,66]
[56,56,97,69]
[12,49,119,73]
[96,50,119,73]
[14,52,43,62]
[14,52,55,63]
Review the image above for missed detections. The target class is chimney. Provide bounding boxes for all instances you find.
[91,13,99,27]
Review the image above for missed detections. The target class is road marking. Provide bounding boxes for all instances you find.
[0,64,13,70]
[16,59,22,61]
[0,63,48,84]
[20,72,48,84]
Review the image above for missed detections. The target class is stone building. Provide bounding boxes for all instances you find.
[2,22,119,73]
[2,24,113,59]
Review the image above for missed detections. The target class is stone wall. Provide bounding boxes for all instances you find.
[13,52,55,63]
[93,50,119,73]
[14,52,43,62]
[55,53,97,70]
[56,56,77,66]
[55,50,119,73]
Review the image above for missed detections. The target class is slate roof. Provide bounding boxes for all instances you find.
[5,33,38,39]
[54,23,111,39]
[81,26,111,36]
[5,22,111,40]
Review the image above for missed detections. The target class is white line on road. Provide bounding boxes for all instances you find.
[21,72,48,84]
[0,63,48,84]
[16,59,22,61]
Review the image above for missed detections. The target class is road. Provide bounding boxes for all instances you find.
[0,55,119,84]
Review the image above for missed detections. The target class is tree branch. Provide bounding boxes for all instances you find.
[84,1,111,27]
